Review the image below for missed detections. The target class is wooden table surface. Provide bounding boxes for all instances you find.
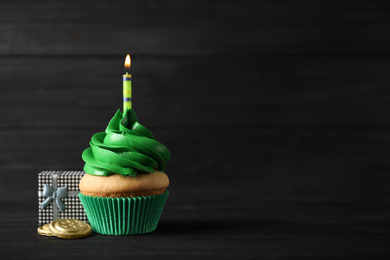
[1,1,390,259]
[1,187,389,259]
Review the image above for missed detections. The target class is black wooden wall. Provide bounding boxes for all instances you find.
[1,0,390,212]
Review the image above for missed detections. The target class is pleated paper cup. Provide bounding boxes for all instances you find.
[79,191,169,235]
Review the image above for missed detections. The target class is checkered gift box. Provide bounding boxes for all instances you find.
[38,171,88,226]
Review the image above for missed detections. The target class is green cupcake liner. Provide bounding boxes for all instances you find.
[79,191,169,235]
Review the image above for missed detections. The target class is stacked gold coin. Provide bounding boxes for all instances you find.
[37,219,91,239]
[37,223,53,237]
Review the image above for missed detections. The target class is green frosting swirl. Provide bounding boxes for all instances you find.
[82,108,171,177]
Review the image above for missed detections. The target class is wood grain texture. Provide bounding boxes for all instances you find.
[2,127,390,202]
[1,55,390,128]
[0,0,388,55]
[0,1,388,193]
[1,1,390,258]
[1,196,389,259]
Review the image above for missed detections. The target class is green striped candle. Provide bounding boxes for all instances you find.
[123,54,132,111]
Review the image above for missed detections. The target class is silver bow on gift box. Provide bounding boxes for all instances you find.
[40,184,67,212]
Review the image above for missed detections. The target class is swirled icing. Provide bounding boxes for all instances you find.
[82,108,170,177]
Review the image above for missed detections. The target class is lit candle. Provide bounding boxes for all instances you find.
[123,54,132,112]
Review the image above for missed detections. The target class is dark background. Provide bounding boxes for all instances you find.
[1,0,390,259]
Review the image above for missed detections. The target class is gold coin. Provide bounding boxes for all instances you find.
[49,219,91,239]
[37,223,54,236]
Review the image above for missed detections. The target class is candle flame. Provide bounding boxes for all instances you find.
[124,54,131,72]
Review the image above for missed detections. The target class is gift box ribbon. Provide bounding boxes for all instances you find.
[38,171,80,220]
[40,184,67,212]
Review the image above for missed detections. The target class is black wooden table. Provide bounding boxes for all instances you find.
[1,184,389,259]
[1,2,390,258]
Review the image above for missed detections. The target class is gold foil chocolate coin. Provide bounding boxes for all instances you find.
[37,223,54,236]
[49,219,91,239]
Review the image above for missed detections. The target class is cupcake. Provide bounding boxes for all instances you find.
[78,108,171,235]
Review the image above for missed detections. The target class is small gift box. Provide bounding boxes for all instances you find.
[38,171,88,226]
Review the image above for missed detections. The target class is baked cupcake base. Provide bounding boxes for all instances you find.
[79,191,169,235]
